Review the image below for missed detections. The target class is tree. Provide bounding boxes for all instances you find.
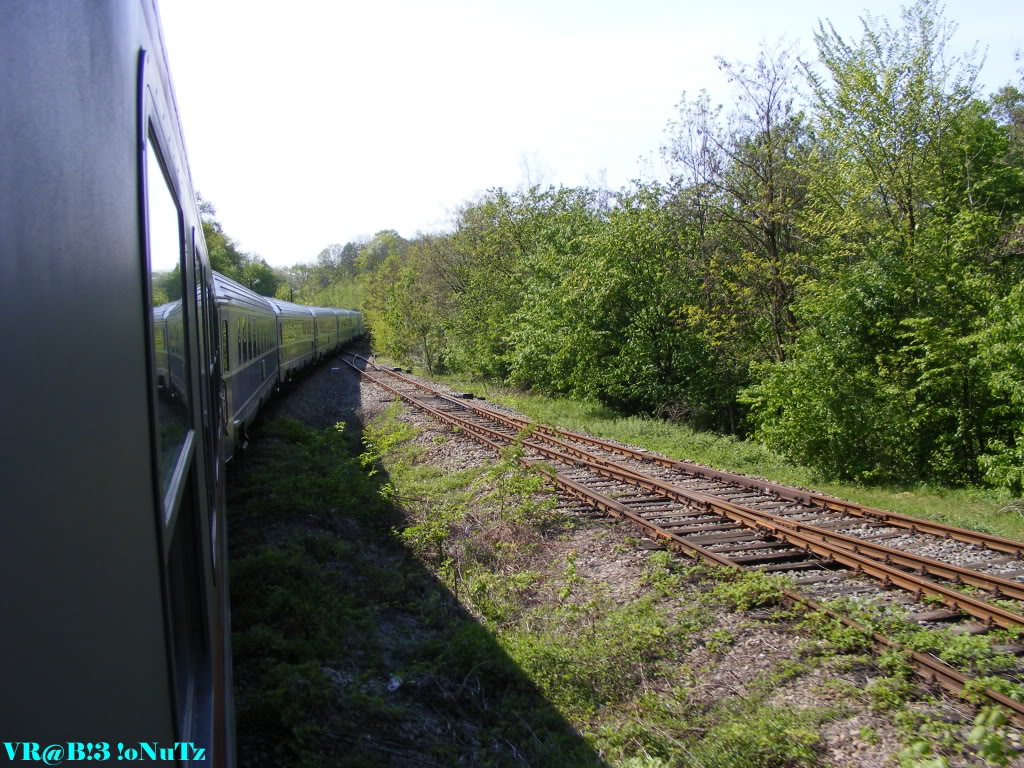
[745,1,1024,483]
[802,0,981,258]
[991,52,1024,168]
[664,45,813,365]
[196,193,246,281]
[240,255,280,297]
[356,230,405,274]
[361,237,450,372]
[311,242,359,289]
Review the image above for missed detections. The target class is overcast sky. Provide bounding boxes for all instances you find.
[159,0,1023,268]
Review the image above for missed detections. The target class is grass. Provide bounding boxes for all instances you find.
[227,418,403,767]
[423,370,1022,541]
[229,411,608,767]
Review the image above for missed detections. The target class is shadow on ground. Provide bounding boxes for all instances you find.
[226,345,607,768]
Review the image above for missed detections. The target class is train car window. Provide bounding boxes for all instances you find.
[165,474,208,745]
[238,315,245,364]
[192,248,214,484]
[191,260,207,433]
[222,319,230,373]
[146,137,191,497]
[192,250,206,374]
[207,279,218,374]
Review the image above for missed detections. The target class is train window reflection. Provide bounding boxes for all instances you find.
[147,135,191,498]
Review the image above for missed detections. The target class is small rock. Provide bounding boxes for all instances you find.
[992,643,1024,655]
[637,539,665,550]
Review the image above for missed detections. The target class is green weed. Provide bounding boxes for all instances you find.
[705,628,736,654]
[706,567,788,611]
[643,550,684,596]
[501,597,690,716]
[684,700,834,768]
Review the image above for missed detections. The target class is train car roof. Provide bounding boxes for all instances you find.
[269,298,317,319]
[307,305,336,319]
[153,299,183,321]
[212,271,276,314]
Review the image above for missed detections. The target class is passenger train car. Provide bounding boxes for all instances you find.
[0,2,360,765]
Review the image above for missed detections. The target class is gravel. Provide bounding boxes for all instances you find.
[260,346,369,430]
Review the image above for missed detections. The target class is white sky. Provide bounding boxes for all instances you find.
[159,0,1023,268]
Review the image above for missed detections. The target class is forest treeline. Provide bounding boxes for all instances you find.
[283,2,1024,490]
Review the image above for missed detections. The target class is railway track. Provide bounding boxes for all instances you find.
[344,354,1024,725]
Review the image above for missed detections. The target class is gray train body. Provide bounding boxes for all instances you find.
[214,275,362,458]
[0,1,360,764]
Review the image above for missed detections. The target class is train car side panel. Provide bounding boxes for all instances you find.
[1,0,187,748]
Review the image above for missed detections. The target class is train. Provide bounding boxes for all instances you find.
[160,274,363,459]
[0,2,359,765]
